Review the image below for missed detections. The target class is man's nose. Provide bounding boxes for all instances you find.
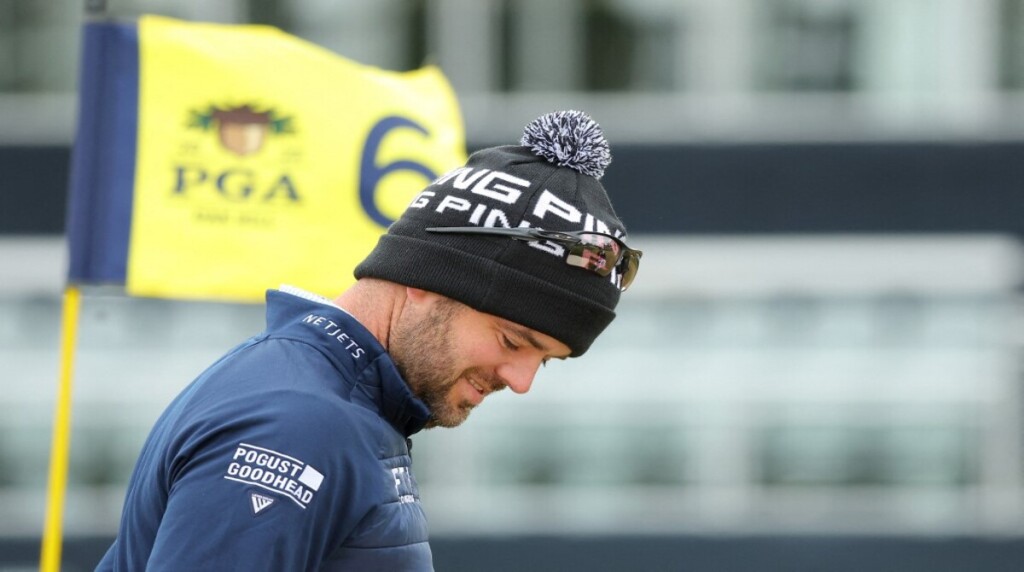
[496,358,542,394]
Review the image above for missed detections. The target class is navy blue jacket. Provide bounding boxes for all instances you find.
[97,287,434,571]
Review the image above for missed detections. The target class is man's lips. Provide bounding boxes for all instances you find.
[464,377,486,405]
[460,376,502,406]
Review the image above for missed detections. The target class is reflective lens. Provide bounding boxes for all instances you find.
[426,226,642,291]
[566,233,621,275]
[619,250,640,291]
[563,233,640,290]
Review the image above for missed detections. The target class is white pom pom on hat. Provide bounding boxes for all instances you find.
[520,110,612,180]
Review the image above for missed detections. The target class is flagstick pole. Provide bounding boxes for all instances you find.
[43,9,100,571]
[40,1,107,567]
[39,285,83,572]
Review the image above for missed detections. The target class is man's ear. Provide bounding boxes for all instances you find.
[405,287,431,304]
[405,288,454,314]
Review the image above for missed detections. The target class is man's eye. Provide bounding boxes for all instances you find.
[502,336,520,351]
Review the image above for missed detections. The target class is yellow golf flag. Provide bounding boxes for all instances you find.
[127,15,466,301]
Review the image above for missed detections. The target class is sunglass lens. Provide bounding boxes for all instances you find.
[619,253,639,291]
[565,234,620,276]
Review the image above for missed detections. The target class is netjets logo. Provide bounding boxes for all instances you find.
[188,103,294,156]
[223,443,324,509]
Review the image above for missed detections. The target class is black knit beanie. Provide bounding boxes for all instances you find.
[354,110,630,356]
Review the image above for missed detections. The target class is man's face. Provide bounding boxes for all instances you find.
[389,289,571,428]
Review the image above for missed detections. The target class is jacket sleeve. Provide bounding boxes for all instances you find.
[144,391,380,571]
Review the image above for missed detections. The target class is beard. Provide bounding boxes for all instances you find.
[389,298,478,428]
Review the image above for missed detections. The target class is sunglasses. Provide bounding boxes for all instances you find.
[426,226,642,291]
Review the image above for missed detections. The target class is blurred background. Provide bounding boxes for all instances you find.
[3,0,1024,570]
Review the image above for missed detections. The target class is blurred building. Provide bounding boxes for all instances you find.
[2,1,1024,570]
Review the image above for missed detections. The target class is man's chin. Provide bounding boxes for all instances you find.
[425,402,475,429]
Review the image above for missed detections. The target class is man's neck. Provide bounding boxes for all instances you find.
[333,278,406,352]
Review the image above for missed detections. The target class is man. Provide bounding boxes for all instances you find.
[97,110,641,571]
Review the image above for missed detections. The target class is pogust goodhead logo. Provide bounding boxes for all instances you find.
[188,103,294,156]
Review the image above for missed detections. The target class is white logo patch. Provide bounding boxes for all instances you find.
[224,443,324,509]
[250,492,276,515]
[391,466,416,504]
